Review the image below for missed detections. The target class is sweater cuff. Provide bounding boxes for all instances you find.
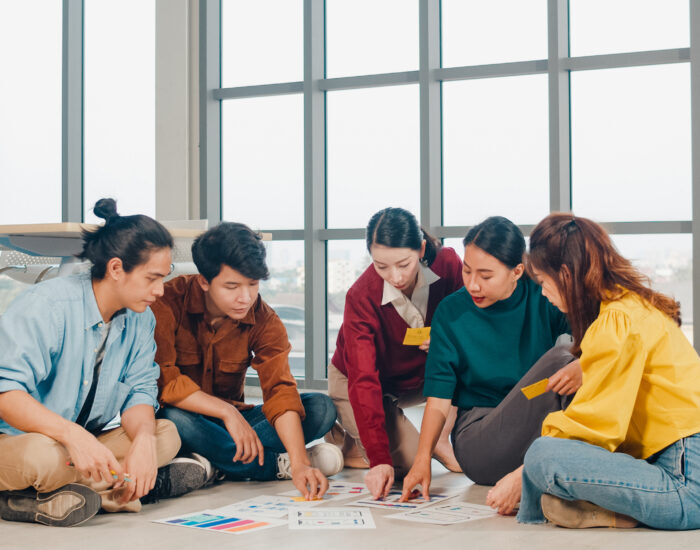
[423,380,455,400]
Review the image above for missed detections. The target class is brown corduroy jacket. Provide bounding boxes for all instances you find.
[151,275,304,425]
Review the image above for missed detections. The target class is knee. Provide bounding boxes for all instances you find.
[301,393,337,433]
[16,435,71,490]
[523,437,558,487]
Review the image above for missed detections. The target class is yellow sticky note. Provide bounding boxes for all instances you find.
[521,378,549,400]
[403,327,431,346]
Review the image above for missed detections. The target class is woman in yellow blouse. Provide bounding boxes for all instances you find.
[517,213,700,530]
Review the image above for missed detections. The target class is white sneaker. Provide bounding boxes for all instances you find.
[276,442,344,480]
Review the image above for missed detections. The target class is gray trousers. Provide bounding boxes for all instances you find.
[453,345,576,485]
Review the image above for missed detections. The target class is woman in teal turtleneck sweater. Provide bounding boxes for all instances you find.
[401,216,580,514]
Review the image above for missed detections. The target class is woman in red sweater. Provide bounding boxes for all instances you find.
[328,207,464,499]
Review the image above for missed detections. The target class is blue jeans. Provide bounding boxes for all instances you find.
[517,434,700,530]
[158,393,337,481]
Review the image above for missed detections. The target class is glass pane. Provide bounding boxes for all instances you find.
[442,238,465,260]
[84,0,156,222]
[571,64,690,222]
[570,0,688,57]
[443,75,549,226]
[221,0,302,87]
[612,234,692,344]
[222,95,303,230]
[326,0,418,78]
[327,85,420,228]
[259,241,305,378]
[0,1,61,224]
[327,240,371,360]
[442,0,547,68]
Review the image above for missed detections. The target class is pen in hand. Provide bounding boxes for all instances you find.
[65,460,132,483]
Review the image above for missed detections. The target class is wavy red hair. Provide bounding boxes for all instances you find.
[528,213,680,355]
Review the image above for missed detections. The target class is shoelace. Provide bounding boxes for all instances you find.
[276,454,292,479]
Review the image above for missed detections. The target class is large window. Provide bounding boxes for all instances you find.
[207,1,698,387]
[84,0,156,221]
[0,1,62,224]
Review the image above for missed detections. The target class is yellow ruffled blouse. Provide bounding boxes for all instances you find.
[542,290,700,459]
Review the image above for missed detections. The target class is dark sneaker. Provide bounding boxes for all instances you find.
[0,484,101,527]
[141,457,208,504]
[189,452,223,487]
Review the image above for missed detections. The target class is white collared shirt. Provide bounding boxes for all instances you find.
[381,263,441,328]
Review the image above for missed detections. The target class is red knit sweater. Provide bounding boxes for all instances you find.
[331,247,464,467]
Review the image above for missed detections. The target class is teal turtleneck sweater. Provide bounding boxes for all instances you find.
[424,277,569,409]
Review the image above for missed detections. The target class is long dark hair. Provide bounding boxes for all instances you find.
[78,198,173,280]
[366,207,441,266]
[528,212,680,355]
[463,216,525,270]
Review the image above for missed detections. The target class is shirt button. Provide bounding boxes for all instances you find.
[98,322,103,327]
[94,349,98,353]
[83,380,89,385]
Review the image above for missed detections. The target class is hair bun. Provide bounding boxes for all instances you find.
[93,198,119,223]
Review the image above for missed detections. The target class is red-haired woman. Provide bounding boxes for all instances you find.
[518,213,700,530]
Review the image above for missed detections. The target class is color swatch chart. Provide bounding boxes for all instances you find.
[154,511,284,535]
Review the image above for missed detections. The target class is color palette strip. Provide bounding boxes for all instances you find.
[155,511,285,535]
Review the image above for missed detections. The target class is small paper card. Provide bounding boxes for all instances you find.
[521,378,549,400]
[403,326,431,346]
[388,502,497,525]
[279,481,370,502]
[288,507,376,529]
[347,489,454,511]
[154,510,285,535]
[211,495,323,519]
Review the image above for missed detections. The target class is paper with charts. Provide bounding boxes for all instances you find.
[154,510,285,535]
[288,507,376,529]
[347,489,454,510]
[279,481,370,502]
[388,502,497,525]
[210,495,323,519]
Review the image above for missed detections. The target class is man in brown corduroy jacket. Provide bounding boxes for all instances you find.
[152,222,342,499]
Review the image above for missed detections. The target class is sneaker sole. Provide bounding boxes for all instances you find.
[24,484,100,527]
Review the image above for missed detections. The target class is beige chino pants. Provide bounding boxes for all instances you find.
[327,364,423,477]
[0,419,180,512]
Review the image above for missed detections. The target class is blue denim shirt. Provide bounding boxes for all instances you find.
[0,272,159,436]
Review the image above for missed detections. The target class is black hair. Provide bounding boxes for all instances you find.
[462,216,525,269]
[192,222,269,282]
[78,198,173,280]
[366,207,442,266]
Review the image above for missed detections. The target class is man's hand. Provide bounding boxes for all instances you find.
[291,464,329,501]
[118,433,158,503]
[418,338,431,352]
[222,407,265,465]
[62,423,123,485]
[546,359,582,396]
[365,464,395,500]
